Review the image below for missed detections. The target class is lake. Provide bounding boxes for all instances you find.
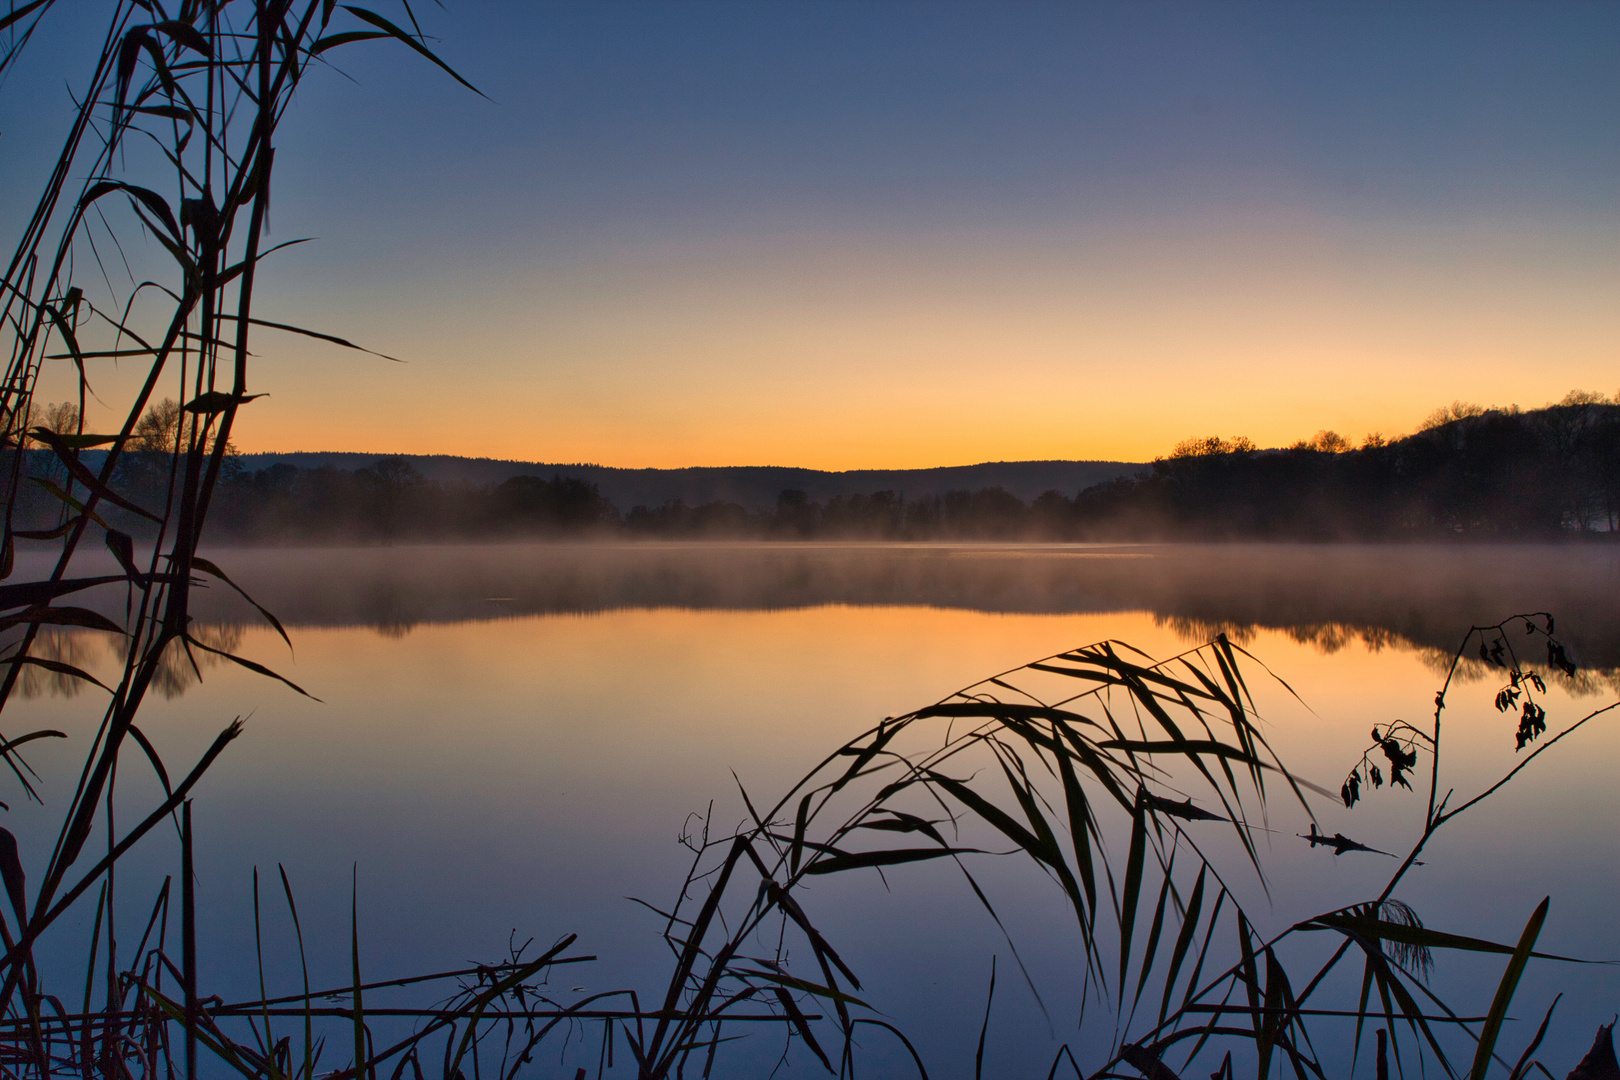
[9,542,1619,1077]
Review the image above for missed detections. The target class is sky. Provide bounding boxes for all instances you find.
[5,1,1619,469]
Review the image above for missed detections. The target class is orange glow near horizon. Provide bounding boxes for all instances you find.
[43,214,1620,471]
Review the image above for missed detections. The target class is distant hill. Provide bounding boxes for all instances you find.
[231,454,1145,510]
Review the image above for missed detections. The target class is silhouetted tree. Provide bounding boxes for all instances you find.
[491,474,619,532]
[1031,489,1075,538]
[774,489,818,536]
[357,457,426,538]
[132,397,181,453]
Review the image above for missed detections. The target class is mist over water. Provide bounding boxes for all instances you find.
[127,541,1620,671]
[25,540,1614,641]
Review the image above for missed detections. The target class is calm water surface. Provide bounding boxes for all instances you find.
[11,543,1620,1075]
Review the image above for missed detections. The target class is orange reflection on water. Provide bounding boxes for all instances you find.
[19,601,1613,827]
[10,599,1617,1064]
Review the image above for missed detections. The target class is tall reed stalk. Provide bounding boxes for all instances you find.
[0,2,487,1076]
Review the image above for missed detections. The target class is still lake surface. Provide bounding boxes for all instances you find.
[11,542,1620,1076]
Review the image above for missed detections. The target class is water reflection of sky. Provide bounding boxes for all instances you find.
[7,544,1618,1075]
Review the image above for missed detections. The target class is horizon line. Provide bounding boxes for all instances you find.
[228,451,1149,473]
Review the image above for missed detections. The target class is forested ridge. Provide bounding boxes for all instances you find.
[17,394,1619,542]
[1069,394,1620,540]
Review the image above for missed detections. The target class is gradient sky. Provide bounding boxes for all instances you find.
[7,1,1619,468]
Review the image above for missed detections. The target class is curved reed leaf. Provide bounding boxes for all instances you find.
[0,655,112,691]
[182,634,317,699]
[188,556,293,649]
[0,605,124,635]
[803,846,983,876]
[336,7,485,97]
[1471,898,1549,1080]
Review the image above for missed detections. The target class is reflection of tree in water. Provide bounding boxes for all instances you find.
[146,624,244,699]
[1156,613,1620,696]
[372,619,416,639]
[16,629,113,699]
[15,624,244,701]
[1155,616,1405,654]
[1416,650,1620,699]
[363,580,417,638]
[1154,615,1259,646]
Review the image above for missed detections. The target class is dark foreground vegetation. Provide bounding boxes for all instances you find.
[1,3,1617,1080]
[22,397,1616,542]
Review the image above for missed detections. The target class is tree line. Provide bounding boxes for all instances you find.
[633,391,1619,540]
[1071,393,1619,540]
[13,393,1618,542]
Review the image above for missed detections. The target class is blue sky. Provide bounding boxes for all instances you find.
[5,1,1617,466]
